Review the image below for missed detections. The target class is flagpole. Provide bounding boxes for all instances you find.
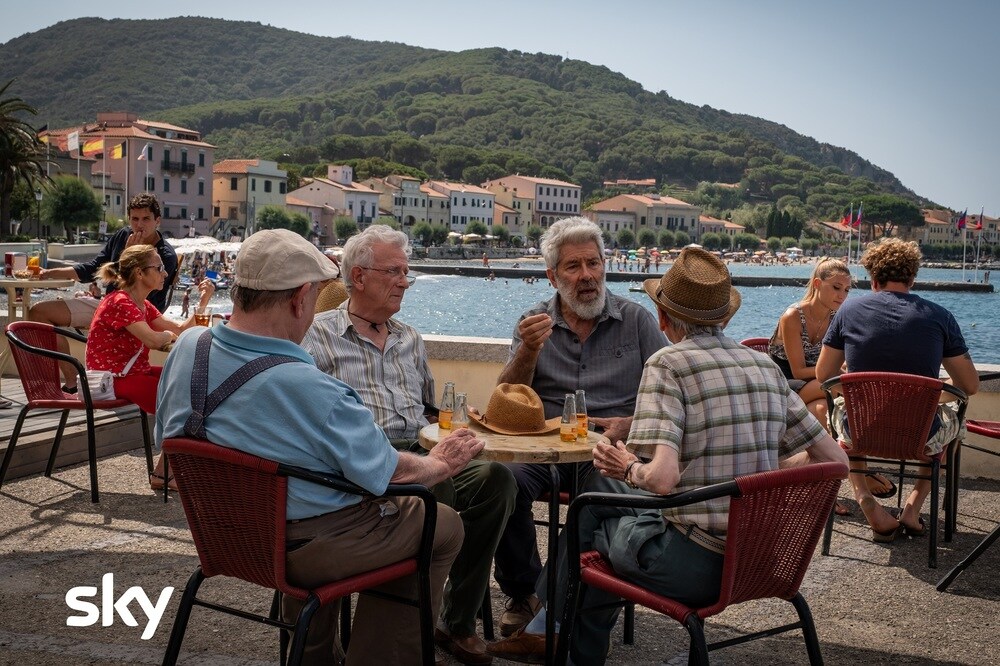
[974,206,984,283]
[961,219,968,283]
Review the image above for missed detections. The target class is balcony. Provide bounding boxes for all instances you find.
[160,160,196,174]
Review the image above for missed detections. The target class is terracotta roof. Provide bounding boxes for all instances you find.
[486,175,579,188]
[429,180,493,196]
[494,202,516,214]
[213,159,261,174]
[419,184,448,199]
[591,194,695,209]
[286,196,322,208]
[311,177,378,194]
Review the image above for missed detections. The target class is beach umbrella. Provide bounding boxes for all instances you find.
[447,231,462,238]
[462,233,483,242]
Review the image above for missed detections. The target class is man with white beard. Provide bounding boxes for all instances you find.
[489,217,666,637]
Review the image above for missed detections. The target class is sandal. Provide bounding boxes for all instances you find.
[149,473,178,492]
[0,398,13,409]
[865,472,897,499]
[834,500,853,516]
[872,523,903,543]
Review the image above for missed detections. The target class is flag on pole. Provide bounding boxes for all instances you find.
[840,212,850,227]
[973,207,983,231]
[956,209,967,230]
[852,201,863,228]
[39,134,49,144]
[82,138,104,156]
[137,142,151,161]
[109,142,125,159]
[66,131,80,152]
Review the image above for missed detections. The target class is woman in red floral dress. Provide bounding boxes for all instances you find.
[86,244,212,490]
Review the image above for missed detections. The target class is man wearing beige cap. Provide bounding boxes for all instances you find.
[156,229,486,665]
[490,247,846,664]
[304,225,515,665]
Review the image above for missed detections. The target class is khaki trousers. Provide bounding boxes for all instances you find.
[281,495,463,665]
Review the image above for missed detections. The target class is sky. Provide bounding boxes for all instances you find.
[2,0,998,218]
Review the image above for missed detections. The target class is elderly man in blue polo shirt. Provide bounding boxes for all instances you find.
[156,229,486,665]
[492,216,667,636]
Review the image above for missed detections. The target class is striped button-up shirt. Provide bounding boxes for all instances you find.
[629,329,825,534]
[303,302,434,440]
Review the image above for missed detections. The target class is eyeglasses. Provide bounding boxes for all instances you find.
[143,264,167,273]
[360,266,416,286]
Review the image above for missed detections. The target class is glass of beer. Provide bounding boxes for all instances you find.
[451,393,469,429]
[575,389,588,439]
[194,305,212,327]
[439,382,455,429]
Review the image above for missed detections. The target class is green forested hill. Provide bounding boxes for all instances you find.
[2,17,929,222]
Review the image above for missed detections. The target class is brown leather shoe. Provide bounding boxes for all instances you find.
[486,629,547,664]
[434,628,493,665]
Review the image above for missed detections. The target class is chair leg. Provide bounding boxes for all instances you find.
[162,453,169,504]
[896,461,905,509]
[821,505,835,556]
[287,595,321,666]
[339,595,352,652]
[928,461,940,569]
[790,592,824,665]
[417,566,435,666]
[45,410,70,477]
[555,579,584,666]
[480,588,494,640]
[140,409,154,476]
[623,602,635,645]
[269,591,288,666]
[162,568,206,666]
[0,407,30,490]
[85,408,99,503]
[684,615,710,666]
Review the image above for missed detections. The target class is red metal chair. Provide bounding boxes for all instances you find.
[0,322,153,503]
[937,417,1000,590]
[739,337,771,353]
[160,437,438,666]
[556,462,847,665]
[820,372,968,568]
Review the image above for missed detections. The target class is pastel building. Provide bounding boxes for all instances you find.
[362,174,429,231]
[482,175,581,228]
[212,159,287,238]
[44,111,215,237]
[586,193,702,240]
[428,181,495,231]
[698,215,745,240]
[287,165,381,241]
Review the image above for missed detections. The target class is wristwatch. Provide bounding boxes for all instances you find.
[624,460,641,489]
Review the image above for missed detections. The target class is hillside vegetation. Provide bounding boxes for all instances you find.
[2,17,932,223]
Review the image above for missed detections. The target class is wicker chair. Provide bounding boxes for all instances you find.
[556,462,847,665]
[0,322,153,503]
[820,371,968,568]
[739,337,771,354]
[160,437,438,665]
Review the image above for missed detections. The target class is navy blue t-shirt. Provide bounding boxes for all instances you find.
[823,290,968,377]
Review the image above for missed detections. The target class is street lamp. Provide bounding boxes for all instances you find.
[34,188,42,238]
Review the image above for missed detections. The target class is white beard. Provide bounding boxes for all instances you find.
[556,278,606,320]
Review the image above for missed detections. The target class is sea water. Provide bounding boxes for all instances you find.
[174,262,999,365]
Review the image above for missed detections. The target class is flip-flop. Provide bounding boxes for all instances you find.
[149,473,178,492]
[872,522,903,543]
[834,501,853,516]
[865,472,898,499]
[902,516,926,537]
[0,398,13,409]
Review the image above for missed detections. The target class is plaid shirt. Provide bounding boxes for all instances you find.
[303,302,435,440]
[629,329,825,534]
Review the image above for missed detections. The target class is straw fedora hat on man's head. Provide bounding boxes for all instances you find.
[469,383,561,435]
[643,247,741,326]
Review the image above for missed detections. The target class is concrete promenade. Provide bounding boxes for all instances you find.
[0,434,997,664]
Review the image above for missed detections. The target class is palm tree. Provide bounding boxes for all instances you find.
[0,79,47,238]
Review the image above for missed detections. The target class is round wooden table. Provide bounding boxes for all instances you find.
[420,421,603,663]
[418,422,602,463]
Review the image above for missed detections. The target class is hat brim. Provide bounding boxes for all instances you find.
[643,279,742,326]
[469,412,562,436]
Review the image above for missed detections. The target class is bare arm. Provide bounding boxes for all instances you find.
[815,345,845,384]
[496,313,553,385]
[778,308,816,380]
[125,320,175,351]
[780,432,848,468]
[593,439,680,496]
[942,351,979,398]
[39,266,80,280]
[589,416,633,443]
[390,428,485,486]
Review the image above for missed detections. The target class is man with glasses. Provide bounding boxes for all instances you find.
[28,193,180,393]
[304,225,515,665]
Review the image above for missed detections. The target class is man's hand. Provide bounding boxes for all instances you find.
[593,439,634,480]
[517,313,554,352]
[428,427,485,477]
[590,416,632,442]
[125,230,146,247]
[197,278,216,303]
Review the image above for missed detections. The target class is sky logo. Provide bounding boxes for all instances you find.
[65,573,174,640]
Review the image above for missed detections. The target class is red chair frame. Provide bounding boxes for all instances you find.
[556,462,847,665]
[820,371,968,568]
[160,437,438,666]
[739,337,771,354]
[1,322,153,503]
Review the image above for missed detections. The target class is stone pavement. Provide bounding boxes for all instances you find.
[0,450,997,665]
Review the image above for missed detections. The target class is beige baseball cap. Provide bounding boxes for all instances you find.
[234,229,340,291]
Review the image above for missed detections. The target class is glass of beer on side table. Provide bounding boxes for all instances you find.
[439,382,455,429]
[194,305,213,327]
